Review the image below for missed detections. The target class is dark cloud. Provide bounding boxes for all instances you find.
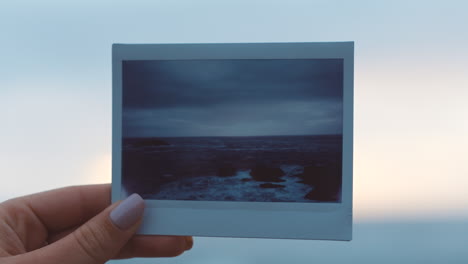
[122,59,343,137]
[123,59,342,109]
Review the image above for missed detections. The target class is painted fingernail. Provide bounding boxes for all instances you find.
[110,193,145,230]
[185,236,194,251]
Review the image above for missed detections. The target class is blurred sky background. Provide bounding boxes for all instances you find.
[0,0,467,263]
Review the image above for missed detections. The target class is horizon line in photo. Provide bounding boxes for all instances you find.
[122,133,343,139]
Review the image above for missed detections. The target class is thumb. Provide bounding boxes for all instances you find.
[27,193,145,264]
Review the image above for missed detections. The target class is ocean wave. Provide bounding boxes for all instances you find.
[147,165,313,202]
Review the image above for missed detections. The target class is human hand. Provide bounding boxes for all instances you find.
[0,184,193,264]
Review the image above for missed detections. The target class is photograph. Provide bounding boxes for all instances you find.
[121,58,344,203]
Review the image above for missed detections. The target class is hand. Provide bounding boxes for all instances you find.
[0,184,193,264]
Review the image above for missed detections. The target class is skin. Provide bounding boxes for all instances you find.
[0,184,193,264]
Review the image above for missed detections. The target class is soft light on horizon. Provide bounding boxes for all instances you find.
[2,71,466,221]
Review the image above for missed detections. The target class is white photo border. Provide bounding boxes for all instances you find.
[112,42,353,240]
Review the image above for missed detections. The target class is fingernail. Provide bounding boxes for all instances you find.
[185,236,194,251]
[110,193,145,230]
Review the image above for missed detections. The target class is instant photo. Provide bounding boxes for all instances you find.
[112,42,353,240]
[122,59,343,203]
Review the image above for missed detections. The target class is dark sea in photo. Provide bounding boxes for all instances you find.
[122,134,342,203]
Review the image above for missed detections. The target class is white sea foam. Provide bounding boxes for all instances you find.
[149,165,313,202]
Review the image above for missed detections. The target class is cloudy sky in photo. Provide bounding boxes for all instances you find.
[122,59,343,137]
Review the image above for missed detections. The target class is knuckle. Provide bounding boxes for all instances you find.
[72,222,113,263]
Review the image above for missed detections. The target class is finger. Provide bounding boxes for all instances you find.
[47,226,78,244]
[48,230,193,258]
[15,193,145,264]
[115,235,193,259]
[6,184,111,233]
[48,229,192,259]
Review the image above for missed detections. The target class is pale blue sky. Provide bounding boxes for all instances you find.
[1,0,467,217]
[1,1,467,262]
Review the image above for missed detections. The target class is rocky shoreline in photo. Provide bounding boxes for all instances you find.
[122,135,342,202]
[214,163,342,202]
